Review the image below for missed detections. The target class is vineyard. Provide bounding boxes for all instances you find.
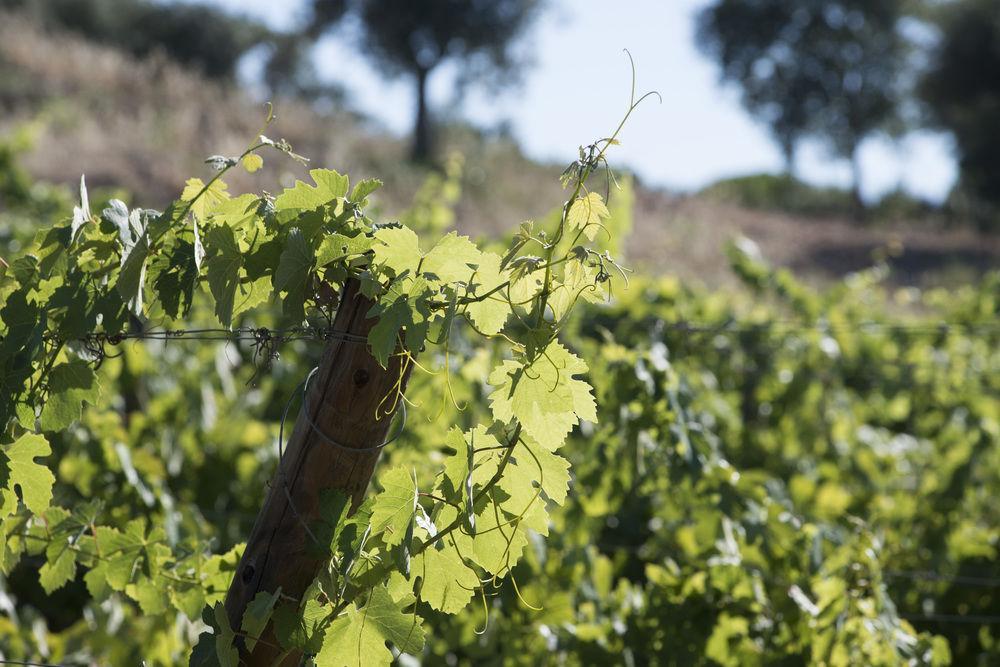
[0,101,998,667]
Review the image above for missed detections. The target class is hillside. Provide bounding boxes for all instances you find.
[1,12,997,288]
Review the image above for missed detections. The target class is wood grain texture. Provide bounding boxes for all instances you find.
[223,279,411,665]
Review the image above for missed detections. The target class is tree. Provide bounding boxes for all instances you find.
[920,0,1000,226]
[697,0,907,208]
[0,0,272,80]
[308,0,542,161]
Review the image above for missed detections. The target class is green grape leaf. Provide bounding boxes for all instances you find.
[488,342,597,450]
[521,436,571,504]
[464,251,509,335]
[372,226,420,278]
[315,585,423,667]
[274,228,315,320]
[205,225,243,327]
[40,360,100,432]
[172,582,208,622]
[272,597,330,653]
[414,535,479,613]
[567,191,610,241]
[274,228,314,292]
[102,199,135,248]
[87,523,146,591]
[549,258,604,322]
[70,174,91,242]
[153,239,198,319]
[39,540,77,593]
[349,178,382,205]
[213,602,239,667]
[117,232,149,316]
[421,232,482,283]
[275,169,349,211]
[208,193,261,230]
[128,576,170,615]
[316,233,374,266]
[3,433,55,514]
[241,588,281,653]
[366,277,432,367]
[181,178,230,221]
[315,490,352,555]
[439,426,506,534]
[369,467,417,547]
[442,500,529,574]
[232,277,272,321]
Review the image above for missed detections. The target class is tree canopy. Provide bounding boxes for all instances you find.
[920,0,1000,227]
[697,0,907,205]
[308,0,542,161]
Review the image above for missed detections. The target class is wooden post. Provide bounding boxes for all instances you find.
[224,280,411,665]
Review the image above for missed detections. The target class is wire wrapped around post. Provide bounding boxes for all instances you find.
[222,279,414,666]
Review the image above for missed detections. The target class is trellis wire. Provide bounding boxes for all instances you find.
[40,320,1000,349]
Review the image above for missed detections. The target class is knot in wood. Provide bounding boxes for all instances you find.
[353,368,370,387]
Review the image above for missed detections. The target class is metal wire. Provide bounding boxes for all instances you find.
[0,660,86,667]
[655,320,1000,336]
[273,365,406,547]
[885,570,1000,588]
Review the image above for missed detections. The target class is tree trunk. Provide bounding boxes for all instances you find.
[780,137,795,177]
[850,147,866,217]
[224,279,412,665]
[412,65,432,162]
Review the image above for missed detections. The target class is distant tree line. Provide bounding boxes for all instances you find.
[698,0,1000,226]
[1,0,540,164]
[4,0,998,226]
[0,0,272,80]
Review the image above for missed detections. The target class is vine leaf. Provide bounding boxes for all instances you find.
[349,178,382,205]
[241,588,281,653]
[440,426,502,534]
[366,277,432,367]
[205,225,243,327]
[1,433,54,515]
[272,597,329,654]
[40,360,100,432]
[275,168,349,211]
[464,251,509,336]
[488,342,597,451]
[372,226,420,278]
[443,500,530,574]
[70,174,90,242]
[521,436,572,504]
[39,540,77,594]
[181,178,230,222]
[213,602,239,667]
[274,227,315,320]
[369,466,417,547]
[117,220,150,317]
[316,585,423,666]
[316,232,374,267]
[567,191,610,241]
[413,536,479,614]
[421,232,482,283]
[549,258,604,321]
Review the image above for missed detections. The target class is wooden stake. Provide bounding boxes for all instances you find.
[224,280,411,665]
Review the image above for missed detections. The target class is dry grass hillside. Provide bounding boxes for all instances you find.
[1,12,997,288]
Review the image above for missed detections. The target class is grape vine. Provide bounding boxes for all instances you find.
[0,78,653,664]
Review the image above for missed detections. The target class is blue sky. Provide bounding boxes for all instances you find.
[204,0,957,202]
